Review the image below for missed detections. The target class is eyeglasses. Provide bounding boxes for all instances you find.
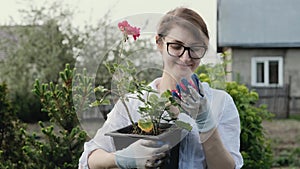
[164,42,207,59]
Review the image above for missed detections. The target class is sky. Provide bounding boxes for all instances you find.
[0,0,217,48]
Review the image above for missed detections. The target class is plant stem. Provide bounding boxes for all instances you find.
[120,97,137,131]
[117,38,125,64]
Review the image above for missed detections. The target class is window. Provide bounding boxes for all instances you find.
[251,57,283,87]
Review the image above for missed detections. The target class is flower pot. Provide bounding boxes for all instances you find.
[105,123,182,169]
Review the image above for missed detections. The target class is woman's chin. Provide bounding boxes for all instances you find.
[174,68,194,80]
[180,64,194,72]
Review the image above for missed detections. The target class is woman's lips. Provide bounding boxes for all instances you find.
[175,62,193,68]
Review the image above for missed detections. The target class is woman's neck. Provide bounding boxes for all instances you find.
[157,72,179,94]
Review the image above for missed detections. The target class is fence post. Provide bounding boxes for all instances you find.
[286,75,291,118]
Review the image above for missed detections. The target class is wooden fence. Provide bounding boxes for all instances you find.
[250,84,300,118]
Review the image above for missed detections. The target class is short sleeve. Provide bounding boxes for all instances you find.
[217,93,244,169]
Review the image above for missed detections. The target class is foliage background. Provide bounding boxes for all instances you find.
[0,3,84,122]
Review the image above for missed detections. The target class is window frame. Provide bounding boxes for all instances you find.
[251,56,283,87]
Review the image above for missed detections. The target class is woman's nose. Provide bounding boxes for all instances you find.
[180,50,191,61]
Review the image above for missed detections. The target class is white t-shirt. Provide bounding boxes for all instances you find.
[79,78,243,169]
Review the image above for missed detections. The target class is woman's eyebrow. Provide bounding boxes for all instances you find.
[167,38,205,46]
[189,42,206,46]
[169,39,184,44]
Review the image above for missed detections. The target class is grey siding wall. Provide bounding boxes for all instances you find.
[231,48,300,116]
[231,48,300,96]
[231,48,287,84]
[285,49,300,96]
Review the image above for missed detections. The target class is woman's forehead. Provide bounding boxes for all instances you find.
[166,26,208,45]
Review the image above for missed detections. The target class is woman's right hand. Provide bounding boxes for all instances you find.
[114,139,170,169]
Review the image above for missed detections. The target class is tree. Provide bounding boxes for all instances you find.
[0,2,84,122]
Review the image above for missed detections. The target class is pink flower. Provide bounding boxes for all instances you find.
[118,20,130,31]
[118,20,140,41]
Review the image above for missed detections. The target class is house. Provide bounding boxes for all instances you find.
[217,0,300,117]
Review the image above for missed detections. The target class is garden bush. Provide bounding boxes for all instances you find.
[0,83,29,168]
[1,64,91,169]
[20,64,89,168]
[226,81,273,169]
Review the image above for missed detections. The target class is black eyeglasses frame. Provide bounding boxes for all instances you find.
[165,42,207,59]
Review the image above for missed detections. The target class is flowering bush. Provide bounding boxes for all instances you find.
[91,20,191,135]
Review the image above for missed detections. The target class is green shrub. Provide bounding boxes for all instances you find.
[198,72,273,169]
[21,64,89,168]
[0,64,90,168]
[0,83,29,168]
[227,81,273,169]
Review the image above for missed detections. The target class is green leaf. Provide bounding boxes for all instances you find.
[89,99,111,107]
[94,85,108,93]
[100,99,111,105]
[148,94,159,102]
[138,119,153,133]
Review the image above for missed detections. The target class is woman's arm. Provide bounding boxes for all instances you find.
[88,149,118,169]
[201,129,235,169]
[200,92,242,169]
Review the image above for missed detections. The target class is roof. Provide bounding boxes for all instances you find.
[218,0,300,48]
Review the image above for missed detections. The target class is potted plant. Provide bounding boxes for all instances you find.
[90,20,192,168]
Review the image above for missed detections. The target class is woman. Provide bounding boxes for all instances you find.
[79,7,243,169]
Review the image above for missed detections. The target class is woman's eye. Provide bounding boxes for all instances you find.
[191,47,202,52]
[170,44,183,50]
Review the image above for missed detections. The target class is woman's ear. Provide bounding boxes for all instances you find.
[155,35,163,52]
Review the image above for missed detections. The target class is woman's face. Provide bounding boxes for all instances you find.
[158,26,207,80]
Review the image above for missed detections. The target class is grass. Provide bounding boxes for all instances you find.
[262,116,300,168]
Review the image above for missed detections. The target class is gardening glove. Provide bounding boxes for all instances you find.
[172,74,216,133]
[115,139,170,169]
